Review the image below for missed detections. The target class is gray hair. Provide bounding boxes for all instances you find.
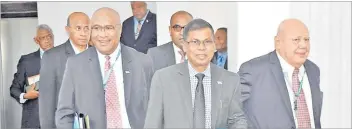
[183,18,214,41]
[37,24,54,39]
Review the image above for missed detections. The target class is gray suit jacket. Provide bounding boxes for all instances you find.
[144,62,247,129]
[147,42,176,71]
[120,11,157,54]
[9,50,41,128]
[238,51,323,129]
[55,44,154,129]
[39,40,75,128]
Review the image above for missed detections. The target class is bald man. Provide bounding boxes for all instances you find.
[238,19,322,129]
[55,7,154,129]
[39,12,90,128]
[147,10,193,70]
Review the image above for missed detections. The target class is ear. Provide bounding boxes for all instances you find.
[65,26,70,34]
[34,37,39,45]
[274,36,280,49]
[169,25,172,36]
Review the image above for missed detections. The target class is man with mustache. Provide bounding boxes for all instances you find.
[39,12,90,128]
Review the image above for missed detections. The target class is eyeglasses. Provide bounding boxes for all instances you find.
[73,26,90,32]
[172,25,186,32]
[38,34,53,40]
[91,25,120,33]
[186,39,214,47]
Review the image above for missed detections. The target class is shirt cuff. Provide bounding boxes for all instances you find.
[20,93,28,104]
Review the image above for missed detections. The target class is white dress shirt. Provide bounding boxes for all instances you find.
[188,62,211,128]
[70,39,88,54]
[96,44,131,128]
[173,43,187,64]
[277,51,315,128]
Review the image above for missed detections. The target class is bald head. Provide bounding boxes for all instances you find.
[276,18,309,37]
[90,7,122,55]
[275,18,311,68]
[91,7,121,25]
[66,12,89,27]
[170,10,193,25]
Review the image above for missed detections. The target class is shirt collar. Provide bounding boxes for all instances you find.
[188,62,211,77]
[39,48,45,59]
[276,51,305,76]
[96,43,121,61]
[217,51,227,57]
[134,9,150,23]
[173,42,187,60]
[70,39,88,54]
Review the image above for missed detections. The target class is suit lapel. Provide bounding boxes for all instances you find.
[211,64,222,128]
[176,62,193,127]
[121,44,133,108]
[65,40,75,58]
[269,51,295,123]
[136,12,153,41]
[304,61,321,127]
[164,42,176,65]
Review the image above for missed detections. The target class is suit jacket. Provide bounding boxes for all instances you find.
[120,11,157,54]
[147,42,176,71]
[144,62,247,129]
[39,40,75,128]
[55,44,154,129]
[211,51,228,70]
[9,50,41,128]
[238,51,323,129]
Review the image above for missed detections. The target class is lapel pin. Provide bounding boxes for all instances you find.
[125,71,130,73]
[217,81,223,84]
[146,19,149,23]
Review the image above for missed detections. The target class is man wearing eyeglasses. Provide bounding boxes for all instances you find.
[55,7,154,129]
[147,10,193,71]
[238,19,322,129]
[145,19,247,128]
[9,24,54,128]
[120,1,157,54]
[39,12,90,128]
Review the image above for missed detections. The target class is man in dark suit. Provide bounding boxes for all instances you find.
[147,10,193,70]
[238,19,323,129]
[39,12,90,128]
[9,24,54,128]
[211,27,228,70]
[55,7,154,129]
[120,1,157,54]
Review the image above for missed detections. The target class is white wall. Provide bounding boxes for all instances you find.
[0,18,39,128]
[37,2,156,46]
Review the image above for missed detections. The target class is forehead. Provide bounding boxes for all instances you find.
[37,29,50,36]
[215,30,226,36]
[283,23,309,37]
[171,14,192,25]
[187,28,213,39]
[91,15,118,26]
[70,15,89,25]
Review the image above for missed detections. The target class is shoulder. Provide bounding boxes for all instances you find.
[43,42,67,57]
[123,16,134,25]
[239,51,272,72]
[148,42,171,54]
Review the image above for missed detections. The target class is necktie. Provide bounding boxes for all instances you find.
[292,68,311,128]
[178,50,186,63]
[104,55,122,128]
[217,55,223,67]
[193,73,205,128]
[135,20,142,39]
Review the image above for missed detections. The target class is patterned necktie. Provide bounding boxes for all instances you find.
[135,20,142,39]
[292,68,311,128]
[104,55,122,128]
[178,50,186,63]
[193,73,205,128]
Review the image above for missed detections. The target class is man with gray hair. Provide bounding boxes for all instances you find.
[144,19,247,128]
[39,12,90,128]
[120,1,157,54]
[9,24,54,128]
